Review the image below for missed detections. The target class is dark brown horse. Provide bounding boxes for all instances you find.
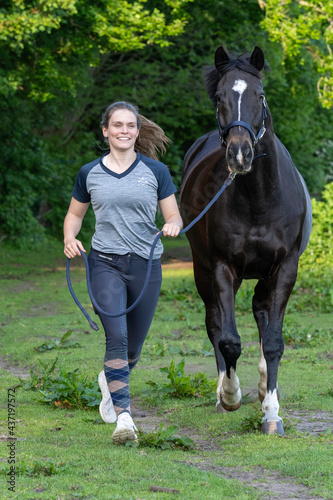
[180,46,312,434]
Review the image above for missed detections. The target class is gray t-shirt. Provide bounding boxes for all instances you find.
[71,152,177,259]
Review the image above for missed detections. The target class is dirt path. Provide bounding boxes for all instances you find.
[130,397,329,500]
[0,356,30,379]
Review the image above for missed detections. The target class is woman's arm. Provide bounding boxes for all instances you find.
[159,194,183,237]
[64,198,90,258]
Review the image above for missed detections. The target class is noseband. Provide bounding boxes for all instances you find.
[216,95,267,148]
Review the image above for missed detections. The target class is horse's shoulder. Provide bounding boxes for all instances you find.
[183,130,221,167]
[181,130,223,190]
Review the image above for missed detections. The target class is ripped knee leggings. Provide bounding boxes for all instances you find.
[88,248,162,416]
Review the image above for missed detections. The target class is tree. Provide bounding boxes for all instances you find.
[0,0,191,245]
[260,0,333,108]
[0,0,191,101]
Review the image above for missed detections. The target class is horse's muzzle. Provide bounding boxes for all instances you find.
[226,140,254,174]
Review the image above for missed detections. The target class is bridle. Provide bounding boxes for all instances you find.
[216,95,268,148]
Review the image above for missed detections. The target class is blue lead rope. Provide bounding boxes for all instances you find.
[66,172,236,330]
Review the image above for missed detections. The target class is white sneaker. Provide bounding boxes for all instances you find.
[98,371,116,423]
[112,412,138,444]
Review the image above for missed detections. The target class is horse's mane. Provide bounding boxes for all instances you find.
[204,53,269,106]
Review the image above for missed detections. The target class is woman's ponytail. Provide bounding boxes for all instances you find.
[135,115,171,160]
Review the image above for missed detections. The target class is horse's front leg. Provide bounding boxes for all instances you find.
[253,281,281,406]
[205,301,240,412]
[213,263,242,411]
[252,279,269,403]
[254,255,299,435]
[205,302,227,412]
[192,256,227,411]
[260,326,284,435]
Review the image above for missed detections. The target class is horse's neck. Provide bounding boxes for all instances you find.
[238,135,282,203]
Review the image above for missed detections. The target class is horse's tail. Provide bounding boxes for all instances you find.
[296,169,312,255]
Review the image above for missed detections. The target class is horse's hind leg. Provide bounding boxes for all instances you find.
[253,280,269,403]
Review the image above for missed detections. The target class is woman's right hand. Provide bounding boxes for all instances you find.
[64,239,86,259]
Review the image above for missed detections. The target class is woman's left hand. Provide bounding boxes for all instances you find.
[159,194,183,237]
[162,222,181,237]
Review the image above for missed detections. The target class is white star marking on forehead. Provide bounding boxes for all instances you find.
[232,79,247,120]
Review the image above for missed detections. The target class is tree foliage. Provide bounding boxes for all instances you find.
[301,182,333,270]
[0,0,190,101]
[0,0,191,245]
[0,0,332,246]
[260,0,333,108]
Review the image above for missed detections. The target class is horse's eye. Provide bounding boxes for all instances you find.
[216,95,221,104]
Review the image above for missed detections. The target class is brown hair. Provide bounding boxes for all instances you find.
[101,101,170,161]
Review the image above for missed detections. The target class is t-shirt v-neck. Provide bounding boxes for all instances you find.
[100,152,139,179]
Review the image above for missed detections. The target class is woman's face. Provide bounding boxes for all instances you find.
[103,109,139,152]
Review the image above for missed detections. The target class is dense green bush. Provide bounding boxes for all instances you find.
[296,183,333,313]
[300,182,333,271]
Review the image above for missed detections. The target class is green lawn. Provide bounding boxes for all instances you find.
[0,240,332,499]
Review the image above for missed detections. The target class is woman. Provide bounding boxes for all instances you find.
[64,102,183,444]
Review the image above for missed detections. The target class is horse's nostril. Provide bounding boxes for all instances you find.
[226,151,236,168]
[244,148,253,163]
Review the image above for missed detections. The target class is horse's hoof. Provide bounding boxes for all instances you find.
[216,401,228,413]
[261,420,284,435]
[221,399,242,412]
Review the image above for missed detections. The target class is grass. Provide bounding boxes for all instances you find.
[0,239,332,499]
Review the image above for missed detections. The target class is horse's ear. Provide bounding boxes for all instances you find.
[250,46,265,71]
[215,46,230,73]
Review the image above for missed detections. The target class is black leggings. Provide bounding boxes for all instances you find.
[88,248,162,414]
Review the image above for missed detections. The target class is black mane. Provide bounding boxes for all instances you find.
[204,53,269,106]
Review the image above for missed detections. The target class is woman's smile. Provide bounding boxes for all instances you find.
[103,109,139,151]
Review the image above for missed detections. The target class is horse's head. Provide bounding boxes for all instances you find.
[205,46,269,175]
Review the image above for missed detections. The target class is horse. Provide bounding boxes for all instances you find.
[179,46,312,435]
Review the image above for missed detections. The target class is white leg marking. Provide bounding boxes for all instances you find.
[232,79,247,120]
[221,367,241,407]
[217,370,225,400]
[262,389,281,422]
[216,370,225,411]
[258,342,267,401]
